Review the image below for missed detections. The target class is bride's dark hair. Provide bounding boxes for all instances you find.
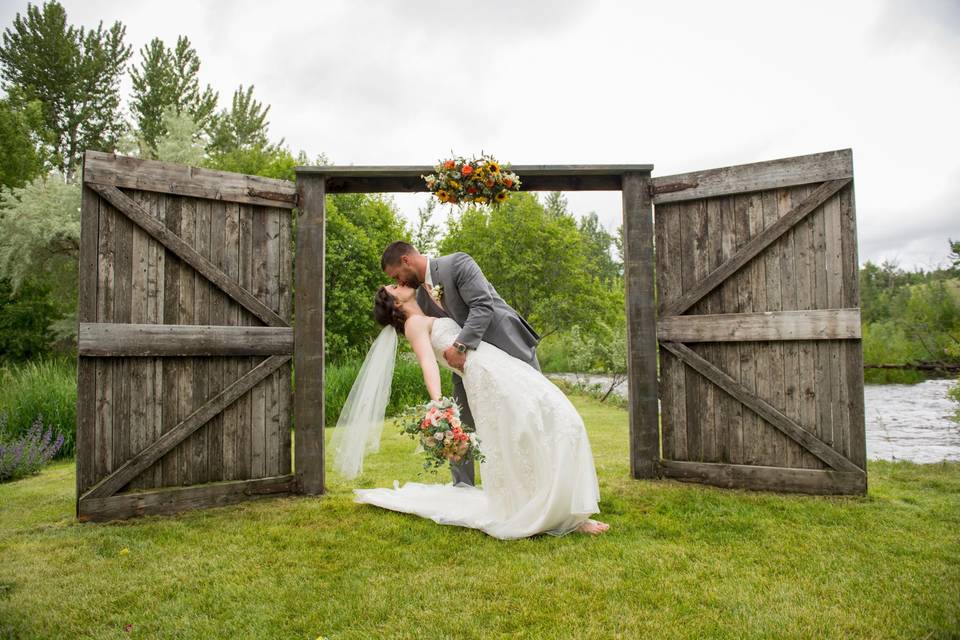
[373,286,406,334]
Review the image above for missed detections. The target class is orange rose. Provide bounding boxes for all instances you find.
[443,159,455,169]
[461,164,473,176]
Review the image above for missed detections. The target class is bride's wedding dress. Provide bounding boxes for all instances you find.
[353,316,602,539]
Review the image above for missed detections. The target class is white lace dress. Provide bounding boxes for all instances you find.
[352,317,602,539]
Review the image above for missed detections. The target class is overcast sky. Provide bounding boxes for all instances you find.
[2,0,957,270]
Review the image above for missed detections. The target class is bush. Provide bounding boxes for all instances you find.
[0,356,76,458]
[324,353,454,427]
[0,414,65,482]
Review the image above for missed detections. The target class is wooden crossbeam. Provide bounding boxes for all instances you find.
[659,341,863,473]
[88,182,287,328]
[659,179,851,318]
[80,354,290,500]
[78,475,296,522]
[657,308,861,342]
[78,322,294,356]
[658,460,866,494]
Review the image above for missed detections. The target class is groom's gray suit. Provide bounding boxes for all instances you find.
[416,252,542,487]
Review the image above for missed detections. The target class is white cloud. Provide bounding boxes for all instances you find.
[2,0,956,269]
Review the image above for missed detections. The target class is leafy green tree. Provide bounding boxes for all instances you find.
[0,275,58,363]
[411,198,441,255]
[0,170,80,349]
[129,35,217,157]
[153,106,207,166]
[578,211,622,282]
[0,98,50,188]
[207,84,276,156]
[439,192,616,338]
[323,193,410,361]
[0,1,132,178]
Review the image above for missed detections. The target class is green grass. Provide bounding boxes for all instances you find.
[0,356,77,458]
[1,394,958,639]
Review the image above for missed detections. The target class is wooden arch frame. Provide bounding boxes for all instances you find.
[292,164,661,495]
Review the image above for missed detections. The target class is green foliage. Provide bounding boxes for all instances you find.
[324,353,454,426]
[0,276,58,363]
[410,198,441,255]
[323,193,410,361]
[129,35,217,157]
[439,191,622,338]
[947,341,960,423]
[207,84,276,157]
[0,355,76,458]
[0,97,49,188]
[578,210,622,282]
[0,1,133,178]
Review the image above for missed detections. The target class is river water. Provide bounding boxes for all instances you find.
[548,374,960,464]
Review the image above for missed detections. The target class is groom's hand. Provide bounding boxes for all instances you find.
[443,346,467,371]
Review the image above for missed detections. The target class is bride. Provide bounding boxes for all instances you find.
[331,282,610,539]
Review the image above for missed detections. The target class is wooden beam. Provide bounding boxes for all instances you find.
[622,172,661,479]
[88,183,287,328]
[78,474,296,522]
[78,322,294,356]
[657,308,861,342]
[660,179,851,317]
[659,341,862,473]
[650,149,852,203]
[296,164,653,193]
[81,354,290,499]
[294,174,326,495]
[658,460,866,495]
[84,150,297,208]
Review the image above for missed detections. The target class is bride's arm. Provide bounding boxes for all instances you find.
[405,316,442,402]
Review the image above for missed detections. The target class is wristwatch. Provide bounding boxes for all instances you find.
[453,341,468,354]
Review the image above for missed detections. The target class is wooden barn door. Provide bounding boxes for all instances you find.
[652,149,867,494]
[75,151,297,521]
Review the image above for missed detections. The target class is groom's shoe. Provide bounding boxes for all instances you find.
[451,458,476,487]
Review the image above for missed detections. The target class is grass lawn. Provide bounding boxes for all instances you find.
[1,393,958,639]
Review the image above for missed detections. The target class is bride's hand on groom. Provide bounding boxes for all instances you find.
[443,346,467,372]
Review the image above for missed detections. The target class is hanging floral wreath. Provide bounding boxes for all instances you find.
[421,153,521,206]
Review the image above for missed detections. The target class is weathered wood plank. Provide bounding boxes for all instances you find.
[761,188,787,468]
[661,179,851,317]
[840,181,867,471]
[657,202,687,460]
[718,195,742,464]
[78,475,296,522]
[237,204,254,480]
[251,205,268,479]
[793,184,820,468]
[222,202,241,480]
[811,194,834,452]
[207,199,226,483]
[84,150,296,208]
[824,189,847,460]
[176,197,197,485]
[777,186,804,469]
[659,341,861,473]
[622,172,661,477]
[76,183,100,506]
[294,175,327,494]
[701,198,721,462]
[161,195,181,486]
[744,191,766,464]
[265,207,281,477]
[651,149,853,204]
[192,198,212,485]
[112,190,133,486]
[89,183,287,328]
[278,207,293,475]
[679,198,703,462]
[657,308,861,342]
[126,190,149,490]
[81,355,292,500]
[658,460,865,495]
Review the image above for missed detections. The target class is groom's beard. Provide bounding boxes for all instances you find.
[404,273,422,289]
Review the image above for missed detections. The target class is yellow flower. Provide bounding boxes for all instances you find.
[119,548,130,555]
[474,196,487,203]
[495,190,508,202]
[486,161,501,174]
[448,179,461,190]
[436,189,450,202]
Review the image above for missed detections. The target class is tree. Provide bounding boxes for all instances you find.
[438,192,617,338]
[411,198,441,255]
[0,1,133,179]
[129,35,217,157]
[0,97,50,188]
[323,193,410,361]
[578,211,622,282]
[207,84,276,155]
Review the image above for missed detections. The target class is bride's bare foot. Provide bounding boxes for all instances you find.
[576,519,610,535]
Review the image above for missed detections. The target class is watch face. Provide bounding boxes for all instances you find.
[457,343,467,353]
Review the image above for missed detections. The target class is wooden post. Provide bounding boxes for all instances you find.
[294,173,326,494]
[622,171,660,478]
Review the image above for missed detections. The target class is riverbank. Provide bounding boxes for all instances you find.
[1,393,958,638]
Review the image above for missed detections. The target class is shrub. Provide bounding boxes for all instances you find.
[0,356,76,458]
[0,414,65,482]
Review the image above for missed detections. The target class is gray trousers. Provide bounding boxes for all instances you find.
[449,350,541,487]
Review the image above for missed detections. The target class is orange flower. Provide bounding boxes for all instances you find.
[466,186,477,194]
[485,178,495,188]
[503,178,514,188]
[461,164,473,176]
[443,159,456,169]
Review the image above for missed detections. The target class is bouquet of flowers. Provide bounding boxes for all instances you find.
[399,396,486,473]
[421,153,521,207]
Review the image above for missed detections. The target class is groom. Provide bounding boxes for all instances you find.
[381,241,542,487]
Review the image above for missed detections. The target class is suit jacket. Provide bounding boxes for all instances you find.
[417,252,541,366]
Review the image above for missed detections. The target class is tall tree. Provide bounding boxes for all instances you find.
[207,84,277,155]
[0,97,50,188]
[0,1,132,178]
[411,198,441,255]
[129,35,217,157]
[578,211,622,282]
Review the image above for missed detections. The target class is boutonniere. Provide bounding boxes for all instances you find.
[430,283,444,304]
